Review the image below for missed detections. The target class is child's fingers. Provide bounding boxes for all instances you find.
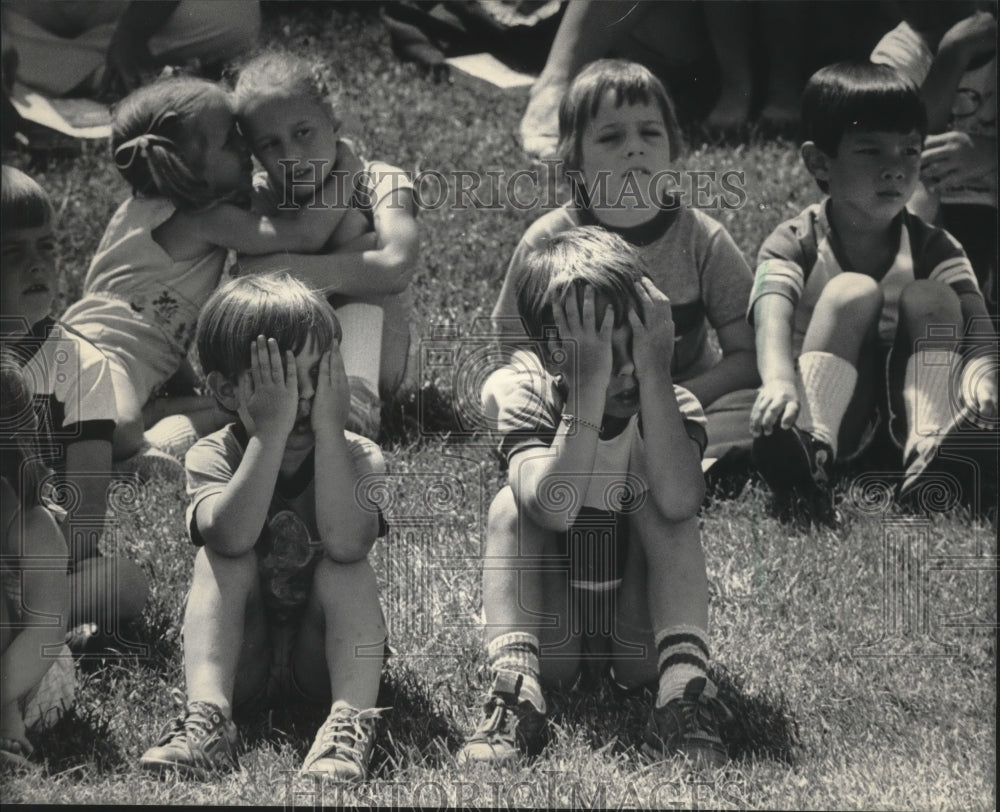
[581,286,596,330]
[779,400,799,431]
[552,297,569,338]
[598,304,614,339]
[265,338,285,384]
[284,350,297,391]
[250,338,262,387]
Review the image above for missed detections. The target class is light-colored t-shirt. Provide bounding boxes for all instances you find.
[491,202,754,382]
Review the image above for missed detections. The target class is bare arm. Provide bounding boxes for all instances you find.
[509,290,612,531]
[184,201,347,256]
[750,293,799,435]
[235,189,419,297]
[680,319,760,407]
[628,279,705,519]
[311,346,384,561]
[922,11,997,132]
[195,338,297,557]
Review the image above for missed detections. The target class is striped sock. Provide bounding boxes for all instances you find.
[655,626,710,708]
[488,632,545,713]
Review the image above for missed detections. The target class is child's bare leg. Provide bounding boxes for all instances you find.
[759,0,807,128]
[108,365,146,461]
[292,557,385,709]
[615,504,709,696]
[0,592,30,755]
[379,292,412,398]
[183,547,268,717]
[483,486,580,693]
[703,0,753,131]
[69,554,149,631]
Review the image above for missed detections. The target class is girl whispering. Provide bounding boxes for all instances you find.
[61,76,348,463]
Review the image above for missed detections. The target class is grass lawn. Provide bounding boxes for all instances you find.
[2,3,996,808]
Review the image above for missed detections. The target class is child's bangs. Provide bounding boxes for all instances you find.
[842,87,927,138]
[1,167,54,230]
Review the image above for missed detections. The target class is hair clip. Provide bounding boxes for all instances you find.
[113,133,173,170]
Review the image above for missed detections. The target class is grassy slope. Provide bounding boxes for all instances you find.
[2,3,996,808]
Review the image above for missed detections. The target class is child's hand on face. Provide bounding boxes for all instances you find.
[238,336,299,441]
[628,277,674,379]
[751,380,800,437]
[311,341,352,437]
[549,286,614,390]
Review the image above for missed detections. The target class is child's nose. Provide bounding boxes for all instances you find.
[881,161,906,181]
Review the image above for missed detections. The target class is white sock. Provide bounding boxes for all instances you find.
[336,303,383,400]
[796,351,858,457]
[488,632,546,712]
[903,350,960,459]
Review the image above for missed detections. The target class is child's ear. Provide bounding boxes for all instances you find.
[800,142,831,183]
[205,370,240,412]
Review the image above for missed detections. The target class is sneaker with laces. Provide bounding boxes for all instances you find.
[753,425,833,494]
[457,672,550,765]
[300,701,385,782]
[642,677,732,769]
[139,691,239,779]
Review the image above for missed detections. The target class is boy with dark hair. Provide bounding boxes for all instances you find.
[750,62,997,515]
[460,226,732,769]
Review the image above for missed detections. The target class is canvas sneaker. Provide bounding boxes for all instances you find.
[642,677,732,769]
[753,425,834,494]
[457,672,550,765]
[139,690,239,779]
[300,701,385,782]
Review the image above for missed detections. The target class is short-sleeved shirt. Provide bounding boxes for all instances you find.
[63,195,228,359]
[482,349,708,475]
[872,21,997,209]
[6,317,117,467]
[750,201,981,356]
[185,422,387,622]
[491,202,754,382]
[482,350,706,592]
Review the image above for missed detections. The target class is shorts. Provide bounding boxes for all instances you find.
[559,507,630,592]
[61,296,182,407]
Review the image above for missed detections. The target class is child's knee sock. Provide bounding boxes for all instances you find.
[335,303,384,431]
[795,351,858,456]
[655,625,710,708]
[903,349,961,459]
[488,631,545,712]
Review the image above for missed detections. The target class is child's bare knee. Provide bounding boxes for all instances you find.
[899,279,961,322]
[193,546,259,591]
[632,508,700,550]
[823,272,883,319]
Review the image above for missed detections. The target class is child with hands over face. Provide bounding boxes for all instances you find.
[749,62,997,519]
[139,274,388,782]
[492,59,759,463]
[233,51,420,439]
[460,227,732,770]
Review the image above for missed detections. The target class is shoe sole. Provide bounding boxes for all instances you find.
[139,756,235,780]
